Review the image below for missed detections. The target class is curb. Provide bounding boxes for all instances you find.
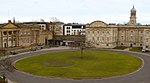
[7,79,14,83]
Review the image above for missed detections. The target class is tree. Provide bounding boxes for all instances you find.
[0,49,14,80]
[71,35,85,59]
[80,41,84,59]
[49,17,60,22]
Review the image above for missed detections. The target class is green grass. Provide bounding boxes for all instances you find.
[129,47,142,52]
[15,50,142,79]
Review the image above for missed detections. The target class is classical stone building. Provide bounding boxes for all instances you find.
[49,22,64,36]
[86,6,150,49]
[0,20,52,48]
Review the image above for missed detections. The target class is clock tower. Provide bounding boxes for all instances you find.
[128,6,137,25]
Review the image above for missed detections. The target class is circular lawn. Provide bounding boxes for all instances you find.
[15,50,142,79]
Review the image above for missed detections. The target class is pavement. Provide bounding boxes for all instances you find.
[4,47,150,83]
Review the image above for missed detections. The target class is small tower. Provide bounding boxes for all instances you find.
[128,5,137,25]
[13,17,15,23]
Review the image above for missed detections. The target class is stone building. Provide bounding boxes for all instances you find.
[48,22,85,46]
[86,6,150,49]
[0,20,52,48]
[49,22,64,36]
[23,22,48,31]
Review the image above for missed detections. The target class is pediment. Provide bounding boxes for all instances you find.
[1,22,19,29]
[89,20,107,27]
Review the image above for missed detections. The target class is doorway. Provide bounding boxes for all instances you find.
[4,43,7,48]
[130,43,133,47]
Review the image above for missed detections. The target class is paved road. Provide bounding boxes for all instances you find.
[5,47,150,83]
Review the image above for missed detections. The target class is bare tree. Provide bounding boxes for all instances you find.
[0,49,14,80]
[50,17,60,22]
[71,35,85,59]
[80,41,84,59]
[79,35,86,59]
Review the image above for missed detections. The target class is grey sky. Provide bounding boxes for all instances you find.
[0,0,150,24]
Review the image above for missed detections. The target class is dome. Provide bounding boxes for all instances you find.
[131,6,136,12]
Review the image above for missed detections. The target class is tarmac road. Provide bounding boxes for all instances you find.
[5,47,150,83]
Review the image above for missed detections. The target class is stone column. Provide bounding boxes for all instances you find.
[12,31,14,47]
[17,30,19,47]
[10,31,13,47]
[1,31,3,48]
[6,31,8,48]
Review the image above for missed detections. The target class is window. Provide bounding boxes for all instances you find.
[20,38,22,44]
[97,31,100,34]
[67,27,70,29]
[107,31,109,34]
[28,38,31,43]
[131,36,133,40]
[140,37,143,40]
[121,36,123,39]
[146,38,148,42]
[146,31,149,34]
[3,32,7,35]
[20,32,22,35]
[28,32,30,35]
[92,37,94,41]
[67,30,70,33]
[140,44,142,46]
[121,43,124,45]
[24,32,26,35]
[24,39,26,43]
[9,31,12,35]
[107,37,109,41]
[14,31,16,35]
[106,44,109,46]
[4,39,7,42]
[92,31,94,37]
[9,38,12,41]
[134,43,136,45]
[102,37,104,41]
[97,37,99,41]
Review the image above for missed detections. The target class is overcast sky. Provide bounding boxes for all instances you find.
[0,0,150,24]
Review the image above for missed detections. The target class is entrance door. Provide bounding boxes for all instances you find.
[130,44,133,47]
[45,38,48,45]
[4,43,7,48]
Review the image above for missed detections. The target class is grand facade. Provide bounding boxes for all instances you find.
[0,20,52,48]
[86,6,150,49]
